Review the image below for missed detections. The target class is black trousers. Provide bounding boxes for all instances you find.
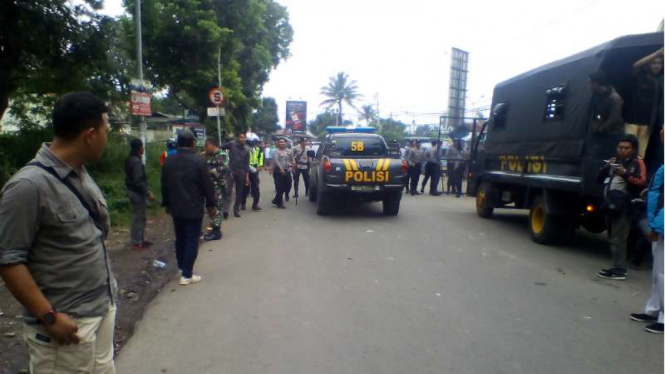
[173,217,203,279]
[232,171,246,214]
[243,171,261,206]
[293,168,310,196]
[273,171,292,205]
[409,163,422,193]
[421,162,439,193]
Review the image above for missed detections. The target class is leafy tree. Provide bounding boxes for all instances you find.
[320,72,361,125]
[251,97,280,136]
[308,111,337,139]
[415,124,437,138]
[122,0,293,131]
[376,117,406,142]
[0,1,122,123]
[358,104,376,125]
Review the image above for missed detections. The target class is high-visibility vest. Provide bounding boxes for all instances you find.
[250,147,264,167]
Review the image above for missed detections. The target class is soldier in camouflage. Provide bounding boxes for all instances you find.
[202,137,229,241]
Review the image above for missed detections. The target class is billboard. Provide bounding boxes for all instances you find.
[285,101,307,133]
[448,48,469,128]
[130,79,152,116]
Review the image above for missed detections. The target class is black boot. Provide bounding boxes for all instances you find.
[252,203,262,211]
[204,228,222,241]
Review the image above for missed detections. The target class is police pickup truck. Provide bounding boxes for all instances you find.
[308,126,408,215]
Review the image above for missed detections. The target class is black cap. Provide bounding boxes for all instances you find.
[177,129,196,147]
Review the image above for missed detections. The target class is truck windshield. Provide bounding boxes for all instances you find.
[330,137,387,157]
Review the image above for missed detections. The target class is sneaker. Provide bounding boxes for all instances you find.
[631,313,658,323]
[285,195,290,202]
[596,270,626,280]
[252,205,262,211]
[645,323,664,334]
[277,204,286,209]
[430,192,442,196]
[180,275,202,285]
[203,230,222,241]
[234,212,241,218]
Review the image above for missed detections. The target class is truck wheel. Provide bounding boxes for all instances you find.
[316,188,332,215]
[383,192,401,216]
[309,185,317,202]
[529,196,570,244]
[476,183,494,218]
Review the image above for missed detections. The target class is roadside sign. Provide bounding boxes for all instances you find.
[209,87,224,105]
[130,79,153,116]
[207,107,225,117]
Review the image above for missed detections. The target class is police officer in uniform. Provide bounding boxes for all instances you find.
[203,137,229,241]
[242,140,264,211]
[269,138,295,209]
[293,138,311,197]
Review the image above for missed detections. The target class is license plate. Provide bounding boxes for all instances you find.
[351,185,377,192]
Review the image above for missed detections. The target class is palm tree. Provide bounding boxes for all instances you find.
[320,72,362,125]
[358,104,376,126]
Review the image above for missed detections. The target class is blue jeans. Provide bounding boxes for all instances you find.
[173,217,203,279]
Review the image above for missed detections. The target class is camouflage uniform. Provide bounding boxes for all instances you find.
[205,149,229,228]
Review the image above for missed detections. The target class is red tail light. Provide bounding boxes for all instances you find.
[401,160,408,173]
[323,159,332,172]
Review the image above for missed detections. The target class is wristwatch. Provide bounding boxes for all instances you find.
[39,309,58,325]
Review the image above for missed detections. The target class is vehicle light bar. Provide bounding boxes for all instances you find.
[326,126,376,133]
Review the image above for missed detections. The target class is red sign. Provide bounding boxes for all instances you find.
[209,87,224,105]
[131,92,152,116]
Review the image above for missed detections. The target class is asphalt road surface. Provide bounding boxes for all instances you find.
[117,182,663,374]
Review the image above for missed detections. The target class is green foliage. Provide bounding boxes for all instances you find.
[358,104,376,125]
[414,125,437,138]
[0,1,127,122]
[308,111,337,140]
[251,97,280,136]
[376,118,407,142]
[320,72,362,125]
[122,0,293,130]
[0,126,53,187]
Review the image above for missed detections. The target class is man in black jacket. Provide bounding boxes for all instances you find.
[125,138,155,249]
[162,130,216,285]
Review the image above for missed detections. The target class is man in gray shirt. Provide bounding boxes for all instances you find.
[269,138,296,209]
[407,140,425,195]
[0,92,118,373]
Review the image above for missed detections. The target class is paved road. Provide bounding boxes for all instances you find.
[117,182,663,374]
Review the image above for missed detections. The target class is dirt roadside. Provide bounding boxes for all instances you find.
[0,214,178,374]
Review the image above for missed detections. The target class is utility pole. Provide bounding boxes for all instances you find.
[375,93,381,131]
[135,0,146,164]
[217,45,223,146]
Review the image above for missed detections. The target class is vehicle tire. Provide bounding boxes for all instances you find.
[529,196,568,245]
[316,188,332,215]
[476,182,494,219]
[383,192,401,216]
[309,185,317,202]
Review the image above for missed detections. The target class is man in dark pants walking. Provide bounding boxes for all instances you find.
[293,138,310,197]
[162,130,216,285]
[242,140,263,211]
[421,140,442,195]
[407,140,425,195]
[125,138,155,249]
[269,138,295,209]
[227,133,250,217]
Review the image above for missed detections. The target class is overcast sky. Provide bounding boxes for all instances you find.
[102,0,663,129]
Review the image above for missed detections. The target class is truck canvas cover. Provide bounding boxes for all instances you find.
[486,32,664,159]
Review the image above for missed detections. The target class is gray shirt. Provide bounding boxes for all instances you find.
[0,143,117,321]
[407,148,425,165]
[272,148,295,172]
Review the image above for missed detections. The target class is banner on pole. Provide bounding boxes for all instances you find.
[207,107,225,117]
[130,79,153,116]
[285,101,307,133]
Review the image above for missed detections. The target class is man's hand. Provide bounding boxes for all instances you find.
[147,192,155,201]
[207,207,217,219]
[647,231,659,242]
[613,166,626,176]
[45,313,80,345]
[245,175,250,187]
[279,169,286,175]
